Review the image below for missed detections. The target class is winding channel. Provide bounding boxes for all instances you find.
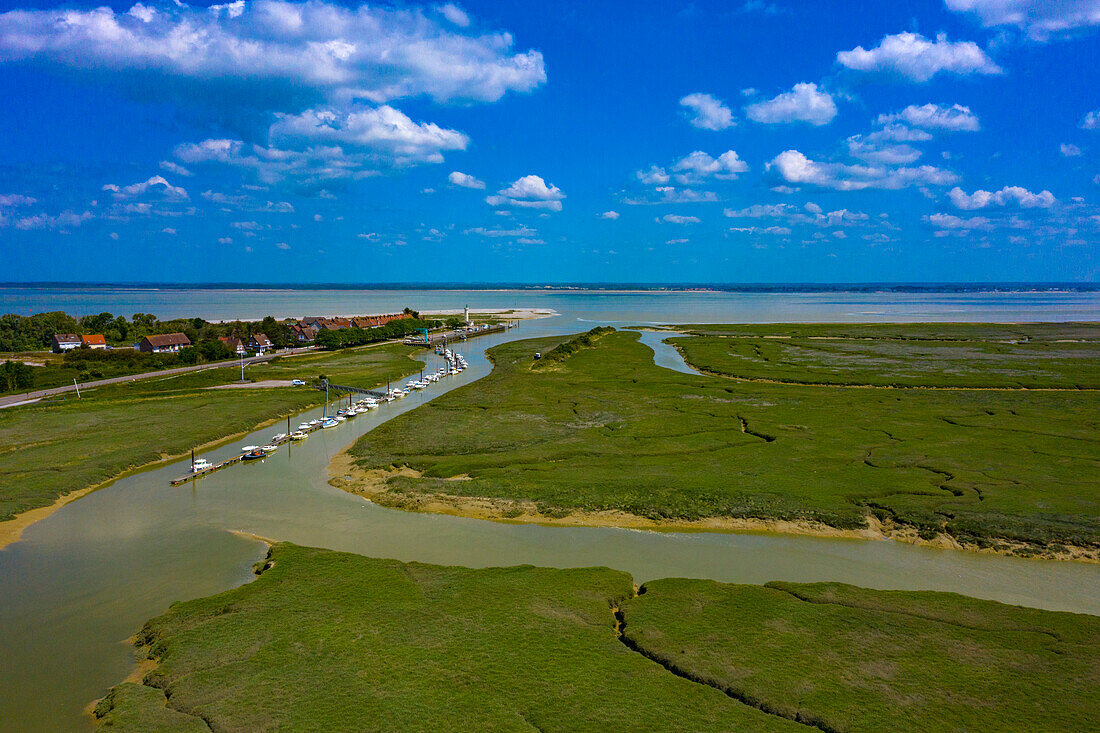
[2,313,1099,732]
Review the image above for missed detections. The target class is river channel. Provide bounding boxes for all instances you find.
[2,292,1100,731]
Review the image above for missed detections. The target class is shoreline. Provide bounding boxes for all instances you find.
[208,307,559,324]
[327,451,1099,564]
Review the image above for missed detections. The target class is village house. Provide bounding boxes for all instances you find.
[139,333,191,354]
[52,333,82,353]
[249,333,273,353]
[290,324,317,343]
[81,334,107,350]
[219,336,247,356]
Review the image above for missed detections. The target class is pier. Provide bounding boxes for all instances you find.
[403,322,510,346]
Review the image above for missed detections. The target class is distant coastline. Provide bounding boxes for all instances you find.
[2,281,1098,293]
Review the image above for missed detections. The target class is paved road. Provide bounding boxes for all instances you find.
[0,346,319,409]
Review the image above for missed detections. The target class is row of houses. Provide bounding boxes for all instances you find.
[52,334,107,352]
[290,313,411,343]
[52,332,274,356]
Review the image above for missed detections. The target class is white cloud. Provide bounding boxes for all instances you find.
[729,225,791,235]
[679,93,735,130]
[599,210,620,219]
[672,150,749,182]
[162,227,177,235]
[275,242,291,250]
[745,82,837,126]
[159,160,192,177]
[516,237,544,244]
[218,236,233,244]
[847,137,923,165]
[0,2,545,109]
[1061,143,1083,156]
[837,32,1002,82]
[948,185,1057,209]
[0,194,35,207]
[176,138,379,184]
[103,175,188,200]
[666,238,689,244]
[1082,109,1100,129]
[945,0,1100,41]
[437,3,470,27]
[636,166,671,185]
[877,103,981,131]
[925,212,992,229]
[10,210,93,230]
[724,204,795,218]
[767,149,958,190]
[449,171,486,189]
[624,187,720,205]
[269,105,468,164]
[485,175,564,211]
[465,225,537,237]
[662,214,700,224]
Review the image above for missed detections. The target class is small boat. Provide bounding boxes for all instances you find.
[297,423,312,431]
[289,431,307,440]
[261,444,278,453]
[242,448,265,461]
[321,417,339,429]
[240,445,260,454]
[192,458,213,472]
[334,415,347,422]
[271,433,288,442]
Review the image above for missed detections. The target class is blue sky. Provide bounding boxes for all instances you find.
[0,0,1098,283]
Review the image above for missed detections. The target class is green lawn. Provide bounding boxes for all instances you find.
[95,544,1100,732]
[0,343,424,522]
[673,322,1100,388]
[348,329,1100,549]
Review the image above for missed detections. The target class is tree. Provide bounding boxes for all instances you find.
[0,360,35,392]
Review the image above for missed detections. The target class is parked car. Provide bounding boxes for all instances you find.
[291,379,306,386]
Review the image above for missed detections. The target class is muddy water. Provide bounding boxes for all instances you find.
[2,301,1100,732]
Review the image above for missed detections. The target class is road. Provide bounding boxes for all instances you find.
[0,346,319,409]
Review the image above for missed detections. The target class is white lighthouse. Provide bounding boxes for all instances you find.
[464,305,470,325]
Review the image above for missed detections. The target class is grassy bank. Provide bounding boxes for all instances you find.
[0,342,424,529]
[344,329,1099,554]
[673,322,1100,388]
[95,544,1100,732]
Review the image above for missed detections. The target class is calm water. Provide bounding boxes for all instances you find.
[2,289,1100,732]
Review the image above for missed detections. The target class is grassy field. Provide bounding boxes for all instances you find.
[621,577,1100,733]
[0,343,423,523]
[347,329,1100,551]
[95,543,1100,732]
[96,543,796,732]
[672,322,1100,389]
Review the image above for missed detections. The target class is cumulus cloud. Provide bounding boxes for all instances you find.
[437,3,470,27]
[672,150,749,182]
[624,187,720,205]
[876,103,981,131]
[1061,143,1083,156]
[599,210,620,219]
[679,93,735,130]
[103,175,189,200]
[729,225,791,235]
[1082,109,1100,129]
[465,225,537,237]
[449,170,486,189]
[10,210,93,230]
[269,105,468,164]
[176,138,379,184]
[767,149,958,190]
[924,212,992,230]
[724,204,795,218]
[945,0,1100,41]
[836,32,1002,82]
[745,82,837,126]
[662,214,700,224]
[948,185,1057,209]
[0,194,35,207]
[0,1,545,110]
[275,242,291,250]
[485,175,564,211]
[846,137,923,165]
[636,166,671,185]
[159,161,193,177]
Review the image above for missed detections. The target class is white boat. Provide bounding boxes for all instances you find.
[261,444,278,453]
[322,417,339,428]
[192,458,213,472]
[334,415,347,422]
[240,445,260,454]
[297,423,312,431]
[271,433,287,442]
[289,431,307,440]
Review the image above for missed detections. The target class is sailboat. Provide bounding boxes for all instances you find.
[321,380,339,428]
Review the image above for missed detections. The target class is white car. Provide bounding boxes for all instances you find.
[291,379,306,386]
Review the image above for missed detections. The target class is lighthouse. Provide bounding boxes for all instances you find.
[464,305,470,325]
